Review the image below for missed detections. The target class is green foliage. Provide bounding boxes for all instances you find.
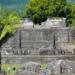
[41,64,47,70]
[0,9,20,41]
[25,0,49,24]
[25,0,75,27]
[67,4,75,27]
[48,0,67,17]
[25,0,71,24]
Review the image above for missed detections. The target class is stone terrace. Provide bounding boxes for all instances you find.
[1,27,75,75]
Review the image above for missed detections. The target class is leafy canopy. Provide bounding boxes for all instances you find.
[0,10,20,41]
[25,0,49,24]
[25,0,71,24]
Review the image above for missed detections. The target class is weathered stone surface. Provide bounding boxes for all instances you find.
[22,18,66,28]
[1,27,75,75]
[42,18,66,27]
[1,28,75,54]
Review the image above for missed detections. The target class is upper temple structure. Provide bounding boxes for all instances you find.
[1,18,75,75]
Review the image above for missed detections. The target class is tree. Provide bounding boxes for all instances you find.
[66,4,75,27]
[50,0,71,17]
[25,0,71,24]
[25,0,49,24]
[0,11,20,41]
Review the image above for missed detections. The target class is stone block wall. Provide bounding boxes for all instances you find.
[1,27,75,75]
[1,28,75,56]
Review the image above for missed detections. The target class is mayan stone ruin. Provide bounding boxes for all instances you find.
[1,18,75,75]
